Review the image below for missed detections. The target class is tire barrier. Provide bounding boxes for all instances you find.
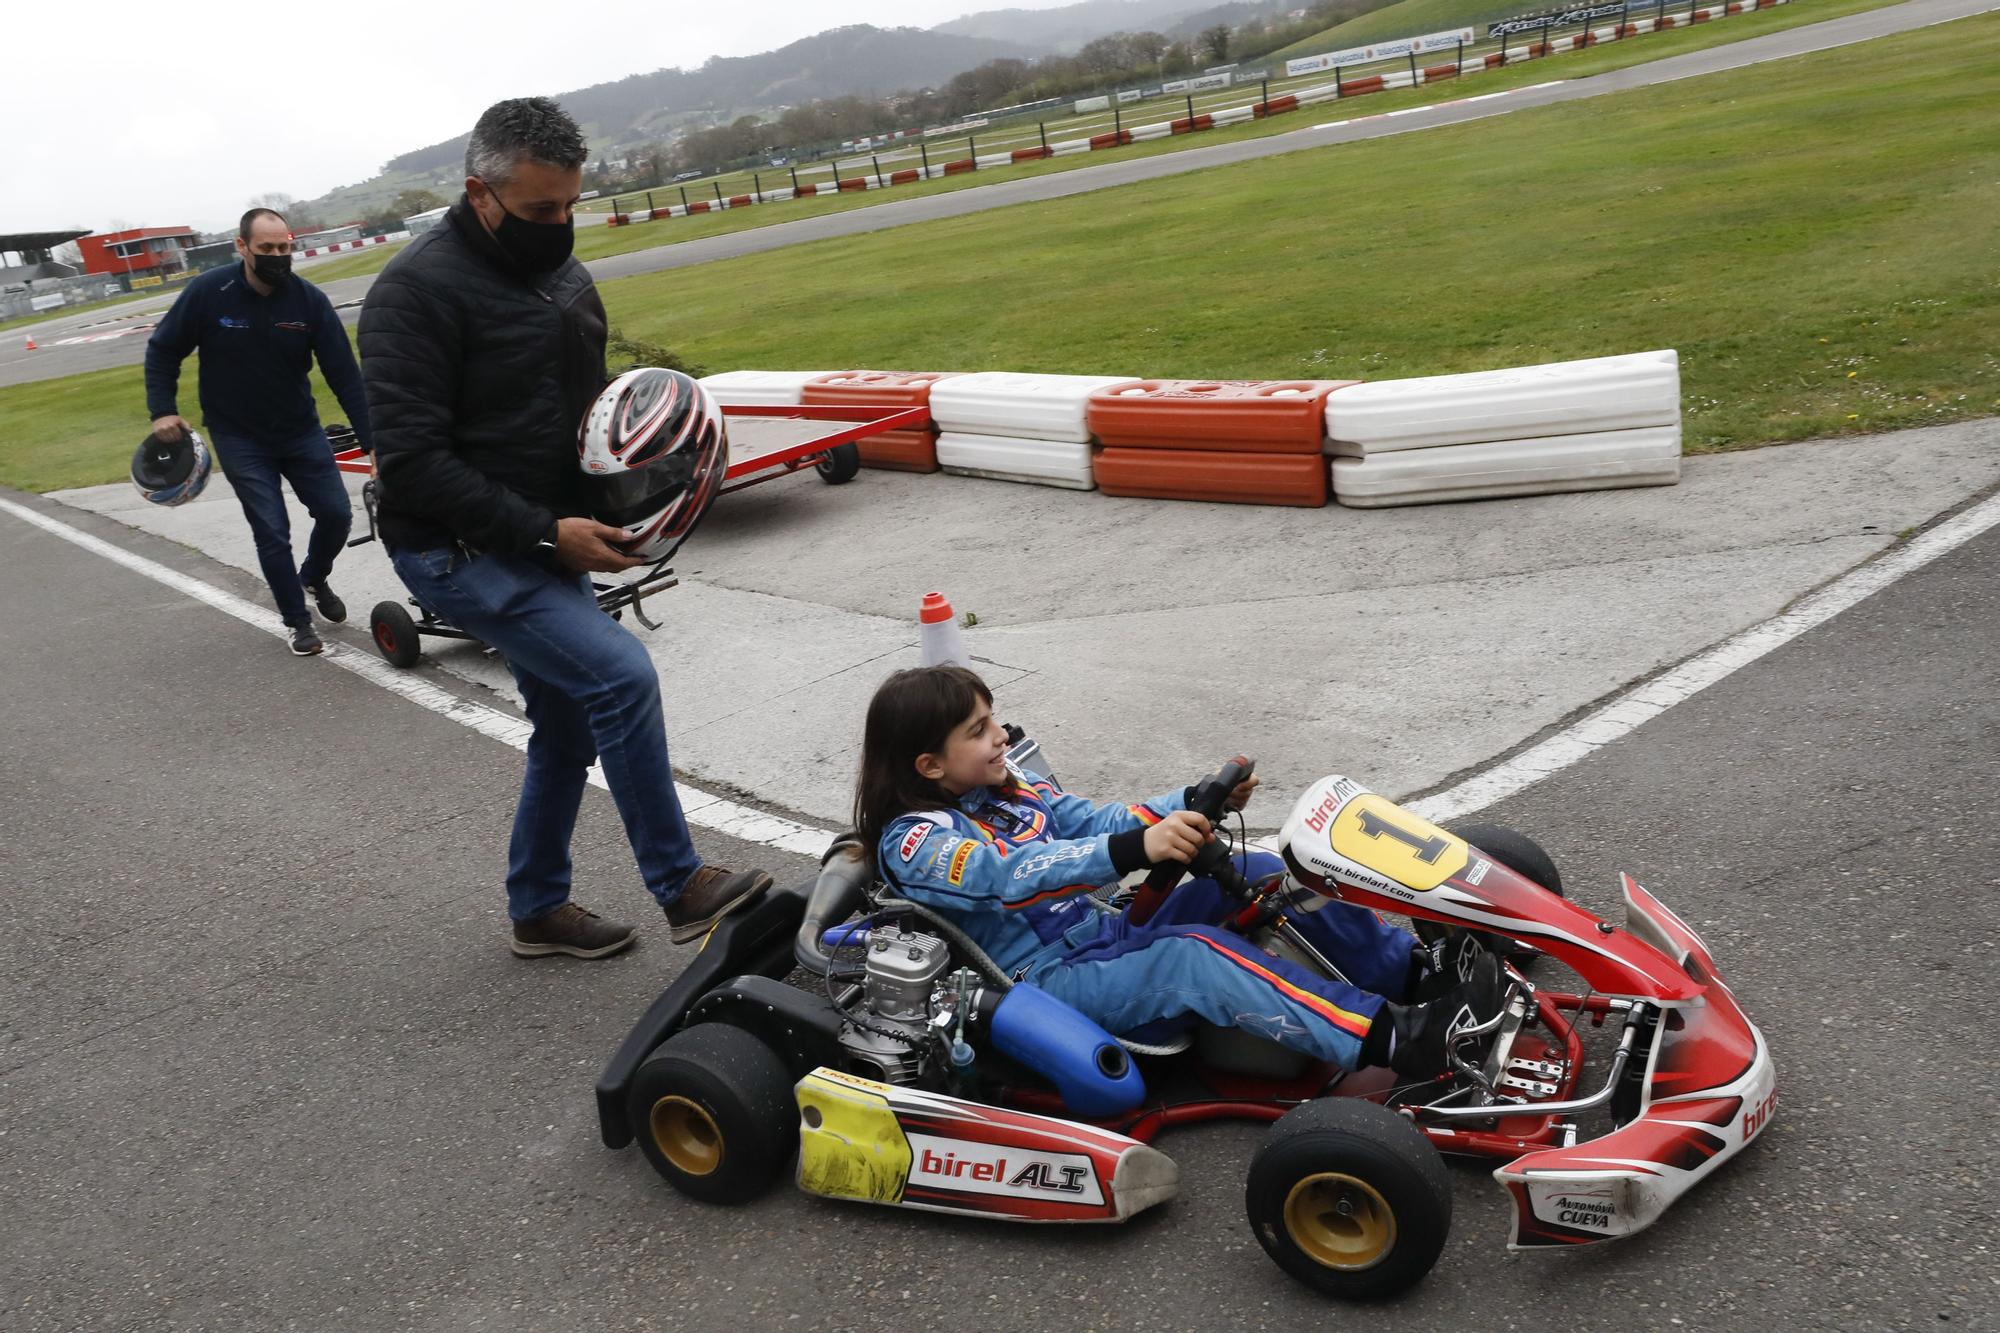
[1088,380,1357,453]
[803,370,959,473]
[1094,447,1331,508]
[1323,351,1682,507]
[592,0,1785,234]
[698,369,837,407]
[937,432,1096,490]
[1324,351,1680,454]
[931,372,1141,443]
[1331,425,1683,507]
[855,428,942,473]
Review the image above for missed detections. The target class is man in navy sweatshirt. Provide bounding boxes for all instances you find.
[144,208,372,656]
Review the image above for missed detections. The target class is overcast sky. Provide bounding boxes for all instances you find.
[0,0,1090,238]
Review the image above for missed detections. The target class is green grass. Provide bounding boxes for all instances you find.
[2,6,1989,493]
[595,11,1999,455]
[0,348,360,494]
[302,244,409,284]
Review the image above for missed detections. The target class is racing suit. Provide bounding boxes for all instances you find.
[878,770,1420,1069]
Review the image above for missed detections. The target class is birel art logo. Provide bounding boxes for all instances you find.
[1302,792,1341,834]
[1743,1089,1777,1140]
[906,1133,1103,1204]
[918,1147,1087,1192]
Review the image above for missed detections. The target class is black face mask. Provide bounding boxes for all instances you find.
[250,252,292,287]
[481,184,574,273]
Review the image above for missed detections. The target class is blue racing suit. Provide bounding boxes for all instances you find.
[878,769,1420,1069]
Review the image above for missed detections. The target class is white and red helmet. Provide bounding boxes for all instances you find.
[578,368,728,562]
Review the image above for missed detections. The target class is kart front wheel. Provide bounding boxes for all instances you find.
[627,1022,796,1204]
[1427,823,1565,969]
[1246,1099,1451,1300]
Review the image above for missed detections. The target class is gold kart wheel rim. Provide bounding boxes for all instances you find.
[649,1095,723,1176]
[1284,1173,1396,1271]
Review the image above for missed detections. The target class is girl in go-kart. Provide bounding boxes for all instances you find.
[855,665,1502,1077]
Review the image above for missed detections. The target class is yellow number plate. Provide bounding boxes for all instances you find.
[1328,795,1469,892]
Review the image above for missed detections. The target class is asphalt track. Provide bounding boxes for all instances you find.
[3,0,1992,390]
[3,479,1994,1331]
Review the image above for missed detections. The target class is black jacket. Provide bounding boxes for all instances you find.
[358,197,607,555]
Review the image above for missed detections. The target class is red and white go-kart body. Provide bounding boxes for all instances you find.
[1279,775,1777,1248]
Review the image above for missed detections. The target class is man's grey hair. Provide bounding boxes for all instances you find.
[465,97,588,185]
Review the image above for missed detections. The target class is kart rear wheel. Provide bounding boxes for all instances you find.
[816,442,861,484]
[1426,823,1565,969]
[1246,1099,1451,1300]
[628,1022,796,1204]
[369,601,421,668]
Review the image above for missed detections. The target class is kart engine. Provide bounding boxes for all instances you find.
[838,924,956,1085]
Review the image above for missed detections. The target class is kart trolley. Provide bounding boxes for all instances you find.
[330,404,926,668]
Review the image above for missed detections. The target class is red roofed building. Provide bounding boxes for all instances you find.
[77,226,201,279]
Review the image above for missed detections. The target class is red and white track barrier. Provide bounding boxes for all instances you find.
[295,230,408,258]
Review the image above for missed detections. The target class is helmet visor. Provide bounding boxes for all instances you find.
[585,450,699,529]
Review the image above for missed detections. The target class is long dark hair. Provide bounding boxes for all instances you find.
[854,665,993,855]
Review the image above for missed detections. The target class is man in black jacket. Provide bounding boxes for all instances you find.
[359,97,769,960]
[145,207,370,656]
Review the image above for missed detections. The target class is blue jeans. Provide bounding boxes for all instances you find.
[211,428,352,628]
[388,547,704,922]
[1029,852,1417,1070]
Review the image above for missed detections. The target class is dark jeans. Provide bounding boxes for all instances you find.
[211,428,352,628]
[388,546,704,922]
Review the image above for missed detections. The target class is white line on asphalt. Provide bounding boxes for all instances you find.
[0,496,837,861]
[10,485,1999,855]
[1404,488,2000,825]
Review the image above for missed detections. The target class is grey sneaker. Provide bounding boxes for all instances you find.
[289,623,324,656]
[664,866,775,944]
[510,902,638,959]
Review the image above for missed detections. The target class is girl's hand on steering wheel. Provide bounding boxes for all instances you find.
[1144,810,1213,864]
[1223,768,1260,812]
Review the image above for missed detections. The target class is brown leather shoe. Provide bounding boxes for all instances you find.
[510,902,638,959]
[664,866,775,944]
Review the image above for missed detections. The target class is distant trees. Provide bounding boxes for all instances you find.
[1200,24,1232,63]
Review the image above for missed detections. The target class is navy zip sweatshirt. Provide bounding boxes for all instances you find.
[143,262,372,448]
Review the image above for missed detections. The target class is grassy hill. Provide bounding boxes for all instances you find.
[934,0,1213,50]
[379,26,1038,181]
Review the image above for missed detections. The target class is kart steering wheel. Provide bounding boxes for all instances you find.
[1123,755,1254,927]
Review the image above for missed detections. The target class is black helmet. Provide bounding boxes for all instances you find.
[131,427,213,507]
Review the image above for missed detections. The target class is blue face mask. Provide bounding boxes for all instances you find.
[481,182,574,272]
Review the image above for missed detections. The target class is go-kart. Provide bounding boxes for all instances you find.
[595,752,1776,1299]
